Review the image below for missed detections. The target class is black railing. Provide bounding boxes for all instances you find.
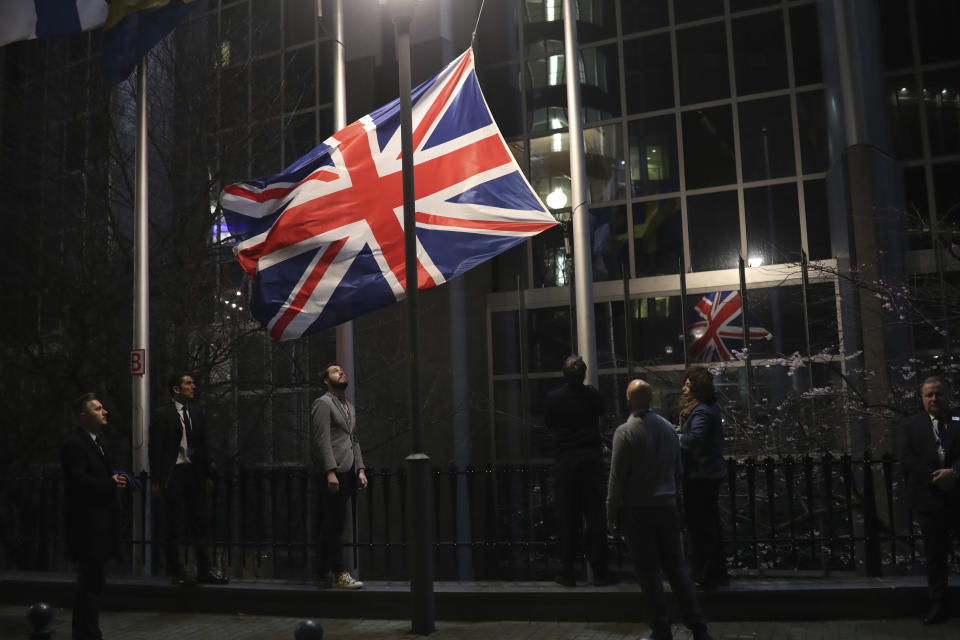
[0,453,933,581]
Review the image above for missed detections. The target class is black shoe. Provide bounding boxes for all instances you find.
[554,573,576,587]
[197,569,230,585]
[923,602,949,625]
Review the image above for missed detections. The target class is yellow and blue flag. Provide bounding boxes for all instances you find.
[0,1,108,47]
[102,0,197,85]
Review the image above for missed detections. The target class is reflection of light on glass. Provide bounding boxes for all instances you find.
[551,132,563,152]
[546,0,559,21]
[548,55,562,86]
[210,215,231,243]
[546,189,567,209]
[555,249,568,286]
[646,145,664,181]
[748,256,763,268]
[691,326,706,340]
[550,117,563,131]
[664,345,674,354]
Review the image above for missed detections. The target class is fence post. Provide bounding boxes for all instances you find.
[861,451,882,576]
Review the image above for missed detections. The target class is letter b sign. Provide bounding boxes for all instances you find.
[131,349,146,376]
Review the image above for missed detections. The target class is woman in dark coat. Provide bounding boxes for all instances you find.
[678,365,729,590]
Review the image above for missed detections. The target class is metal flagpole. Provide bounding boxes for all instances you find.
[679,254,690,368]
[332,0,355,406]
[738,255,754,427]
[562,0,598,387]
[132,57,151,577]
[389,0,435,633]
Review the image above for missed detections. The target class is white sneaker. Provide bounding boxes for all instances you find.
[333,570,363,589]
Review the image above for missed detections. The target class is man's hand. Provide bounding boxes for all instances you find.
[358,468,368,490]
[113,473,129,489]
[327,470,340,494]
[931,468,958,491]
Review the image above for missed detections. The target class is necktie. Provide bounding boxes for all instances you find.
[182,406,193,448]
[93,437,104,456]
[933,418,945,464]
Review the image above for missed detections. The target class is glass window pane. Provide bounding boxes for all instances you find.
[624,33,674,114]
[581,44,621,122]
[477,0,519,64]
[577,0,617,43]
[530,132,571,207]
[745,182,802,266]
[732,11,788,96]
[738,96,796,182]
[903,167,931,250]
[790,4,822,86]
[933,161,960,247]
[923,69,960,157]
[687,190,741,271]
[877,0,913,71]
[629,115,680,196]
[482,65,523,139]
[621,0,668,34]
[284,0,315,47]
[585,124,624,202]
[283,111,316,165]
[251,0,281,56]
[491,310,521,374]
[916,0,960,65]
[675,0,724,24]
[528,306,572,372]
[221,67,248,130]
[531,224,569,288]
[796,90,829,173]
[222,3,249,67]
[628,296,685,364]
[677,23,730,105]
[251,55,282,120]
[284,47,316,111]
[633,197,683,277]
[682,105,737,189]
[251,119,281,177]
[590,205,628,282]
[731,0,780,11]
[886,76,923,161]
[803,179,832,260]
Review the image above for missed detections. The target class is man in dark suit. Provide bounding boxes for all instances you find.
[897,376,960,625]
[61,392,128,640]
[312,363,367,589]
[543,355,611,586]
[149,373,228,586]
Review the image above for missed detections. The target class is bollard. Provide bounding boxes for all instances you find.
[25,602,53,640]
[294,619,323,640]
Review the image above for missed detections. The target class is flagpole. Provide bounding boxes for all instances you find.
[132,56,151,577]
[390,0,435,634]
[679,254,689,368]
[738,255,754,428]
[330,0,360,577]
[562,0,598,387]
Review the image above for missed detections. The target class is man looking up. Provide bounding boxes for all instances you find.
[607,379,714,640]
[312,363,367,589]
[543,354,611,586]
[150,373,228,586]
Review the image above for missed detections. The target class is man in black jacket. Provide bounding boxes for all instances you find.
[149,373,228,586]
[897,376,960,625]
[543,355,610,586]
[61,392,128,640]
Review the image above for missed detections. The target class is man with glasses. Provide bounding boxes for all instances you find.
[898,376,960,625]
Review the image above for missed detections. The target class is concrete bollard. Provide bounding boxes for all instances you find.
[294,619,323,640]
[25,602,53,640]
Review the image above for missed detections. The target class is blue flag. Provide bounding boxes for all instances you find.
[101,0,196,85]
[0,1,108,46]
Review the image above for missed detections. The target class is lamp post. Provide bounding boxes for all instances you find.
[381,0,435,634]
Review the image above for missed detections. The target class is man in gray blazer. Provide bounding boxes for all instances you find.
[312,363,367,588]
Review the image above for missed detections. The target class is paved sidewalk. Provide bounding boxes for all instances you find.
[2,606,960,640]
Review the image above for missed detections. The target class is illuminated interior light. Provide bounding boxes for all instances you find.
[546,189,568,209]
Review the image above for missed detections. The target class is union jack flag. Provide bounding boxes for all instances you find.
[689,291,773,361]
[220,49,557,341]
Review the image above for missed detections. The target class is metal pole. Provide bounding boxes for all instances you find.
[132,57,151,577]
[391,1,435,633]
[329,0,359,576]
[678,254,689,368]
[738,256,754,429]
[562,0,598,387]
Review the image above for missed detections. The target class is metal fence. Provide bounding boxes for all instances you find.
[0,453,931,581]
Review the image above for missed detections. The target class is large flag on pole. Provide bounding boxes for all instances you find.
[689,291,773,362]
[0,1,108,46]
[221,48,558,342]
[101,0,197,85]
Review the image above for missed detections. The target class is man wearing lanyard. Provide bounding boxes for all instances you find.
[897,376,960,625]
[150,373,229,586]
[312,363,368,588]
